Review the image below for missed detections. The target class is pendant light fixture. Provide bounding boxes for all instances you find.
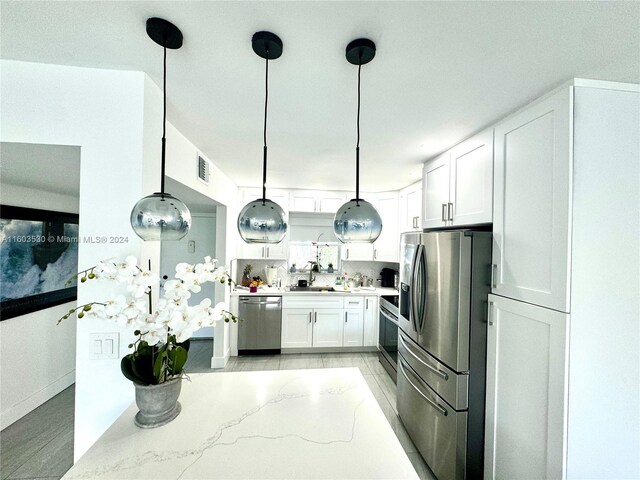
[237,32,287,244]
[130,17,192,241]
[334,38,382,244]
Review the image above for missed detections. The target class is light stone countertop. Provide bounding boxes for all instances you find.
[63,368,418,480]
[230,287,398,296]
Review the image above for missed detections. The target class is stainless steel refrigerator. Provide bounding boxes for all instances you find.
[397,230,491,480]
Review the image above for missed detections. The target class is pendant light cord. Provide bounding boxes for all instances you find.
[262,54,269,202]
[160,44,167,195]
[355,55,362,202]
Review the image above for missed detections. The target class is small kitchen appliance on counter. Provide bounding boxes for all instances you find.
[380,268,398,288]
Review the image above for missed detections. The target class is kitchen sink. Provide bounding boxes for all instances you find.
[288,286,336,292]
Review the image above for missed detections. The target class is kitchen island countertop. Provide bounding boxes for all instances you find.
[63,368,418,480]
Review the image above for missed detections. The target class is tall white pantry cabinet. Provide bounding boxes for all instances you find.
[484,80,639,479]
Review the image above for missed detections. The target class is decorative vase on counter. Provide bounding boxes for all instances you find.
[133,377,182,428]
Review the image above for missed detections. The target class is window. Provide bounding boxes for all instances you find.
[289,241,341,273]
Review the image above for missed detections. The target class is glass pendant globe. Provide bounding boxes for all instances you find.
[130,193,192,241]
[237,198,288,244]
[333,199,382,243]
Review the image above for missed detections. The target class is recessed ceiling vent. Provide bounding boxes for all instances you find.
[198,155,210,184]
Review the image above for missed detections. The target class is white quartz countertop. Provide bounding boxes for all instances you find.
[63,368,418,480]
[230,287,398,296]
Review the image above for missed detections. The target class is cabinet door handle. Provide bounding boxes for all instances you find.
[448,203,453,221]
[314,312,317,323]
[373,249,377,260]
[345,312,348,323]
[309,312,312,324]
[488,301,494,326]
[314,199,318,212]
[366,298,369,310]
[346,248,350,260]
[441,204,448,222]
[491,264,497,289]
[266,247,270,257]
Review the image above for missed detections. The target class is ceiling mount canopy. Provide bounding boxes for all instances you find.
[130,17,191,241]
[237,31,288,245]
[334,38,382,244]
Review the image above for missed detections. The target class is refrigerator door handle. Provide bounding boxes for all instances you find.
[417,244,428,332]
[410,245,421,333]
[399,360,448,417]
[399,334,448,380]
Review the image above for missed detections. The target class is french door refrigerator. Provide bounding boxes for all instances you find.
[397,230,491,480]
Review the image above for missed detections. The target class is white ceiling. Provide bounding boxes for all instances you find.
[2,1,639,192]
[1,142,81,196]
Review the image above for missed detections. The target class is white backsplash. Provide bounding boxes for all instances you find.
[233,258,399,288]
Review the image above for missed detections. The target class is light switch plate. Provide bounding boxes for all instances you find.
[90,333,119,359]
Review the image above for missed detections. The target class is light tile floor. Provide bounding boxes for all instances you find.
[1,348,436,480]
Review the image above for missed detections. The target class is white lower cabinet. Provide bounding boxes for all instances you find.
[312,309,344,347]
[281,295,378,349]
[343,309,364,347]
[363,296,378,347]
[484,294,569,480]
[281,309,313,348]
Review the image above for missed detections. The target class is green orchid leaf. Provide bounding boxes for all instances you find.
[153,351,167,382]
[168,346,188,375]
[121,355,146,385]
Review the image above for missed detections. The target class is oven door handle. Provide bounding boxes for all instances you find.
[399,334,448,380]
[399,359,448,417]
[380,308,399,326]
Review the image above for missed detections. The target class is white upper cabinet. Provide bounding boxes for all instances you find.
[422,129,493,229]
[341,243,374,261]
[289,190,347,213]
[449,129,493,226]
[399,181,423,233]
[492,88,572,312]
[422,152,450,228]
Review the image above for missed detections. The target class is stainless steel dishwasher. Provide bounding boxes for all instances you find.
[238,296,282,354]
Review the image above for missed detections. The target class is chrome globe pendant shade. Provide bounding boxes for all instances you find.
[237,32,287,244]
[130,18,192,241]
[334,39,382,244]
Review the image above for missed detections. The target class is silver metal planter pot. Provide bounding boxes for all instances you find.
[133,377,182,428]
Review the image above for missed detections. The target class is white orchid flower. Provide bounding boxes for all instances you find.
[162,280,191,302]
[174,262,194,280]
[104,295,127,317]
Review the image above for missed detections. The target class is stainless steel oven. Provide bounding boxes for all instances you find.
[378,295,399,382]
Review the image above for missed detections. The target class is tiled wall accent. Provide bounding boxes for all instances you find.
[233,258,399,288]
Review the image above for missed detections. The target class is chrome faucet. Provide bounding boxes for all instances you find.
[308,264,316,286]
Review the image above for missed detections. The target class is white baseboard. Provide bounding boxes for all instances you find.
[210,347,230,369]
[1,370,75,430]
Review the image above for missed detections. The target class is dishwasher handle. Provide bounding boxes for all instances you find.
[239,299,282,305]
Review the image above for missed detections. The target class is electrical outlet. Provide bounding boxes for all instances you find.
[90,333,119,359]
[188,240,196,253]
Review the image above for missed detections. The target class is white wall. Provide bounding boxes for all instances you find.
[0,182,79,429]
[160,213,216,338]
[0,60,159,460]
[161,110,239,367]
